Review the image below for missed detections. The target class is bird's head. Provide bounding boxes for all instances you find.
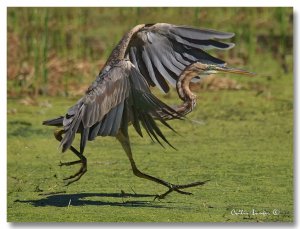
[176,62,255,105]
[194,63,256,77]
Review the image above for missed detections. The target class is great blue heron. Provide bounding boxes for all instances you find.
[43,23,253,199]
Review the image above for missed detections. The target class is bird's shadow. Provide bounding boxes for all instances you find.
[15,192,173,209]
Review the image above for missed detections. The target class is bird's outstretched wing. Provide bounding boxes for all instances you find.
[56,60,181,153]
[126,23,235,93]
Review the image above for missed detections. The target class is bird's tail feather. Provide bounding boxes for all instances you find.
[42,101,86,153]
[42,116,64,126]
[60,103,85,153]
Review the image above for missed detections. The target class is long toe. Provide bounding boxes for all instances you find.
[64,169,87,186]
[63,163,87,184]
[154,180,209,200]
[59,160,82,167]
[175,180,210,189]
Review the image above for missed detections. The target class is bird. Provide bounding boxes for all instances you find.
[43,23,254,199]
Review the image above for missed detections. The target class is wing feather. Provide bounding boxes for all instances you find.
[60,60,183,152]
[126,23,234,92]
[170,25,235,40]
[60,61,131,152]
[141,48,165,92]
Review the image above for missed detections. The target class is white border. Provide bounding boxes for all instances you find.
[2,0,299,229]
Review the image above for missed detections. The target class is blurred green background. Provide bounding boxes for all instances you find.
[7,7,292,97]
[7,7,293,222]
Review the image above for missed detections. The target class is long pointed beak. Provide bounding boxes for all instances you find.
[212,65,256,77]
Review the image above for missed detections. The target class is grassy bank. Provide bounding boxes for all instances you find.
[7,72,293,222]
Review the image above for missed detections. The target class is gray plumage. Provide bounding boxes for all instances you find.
[42,23,248,197]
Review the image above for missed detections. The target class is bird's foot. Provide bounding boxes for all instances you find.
[59,160,82,167]
[154,180,209,200]
[60,157,87,186]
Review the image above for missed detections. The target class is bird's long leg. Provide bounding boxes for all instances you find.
[116,131,209,199]
[54,129,87,185]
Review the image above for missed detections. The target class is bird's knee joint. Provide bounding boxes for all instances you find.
[132,168,143,177]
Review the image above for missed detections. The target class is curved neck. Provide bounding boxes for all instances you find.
[105,24,145,66]
[173,64,200,116]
